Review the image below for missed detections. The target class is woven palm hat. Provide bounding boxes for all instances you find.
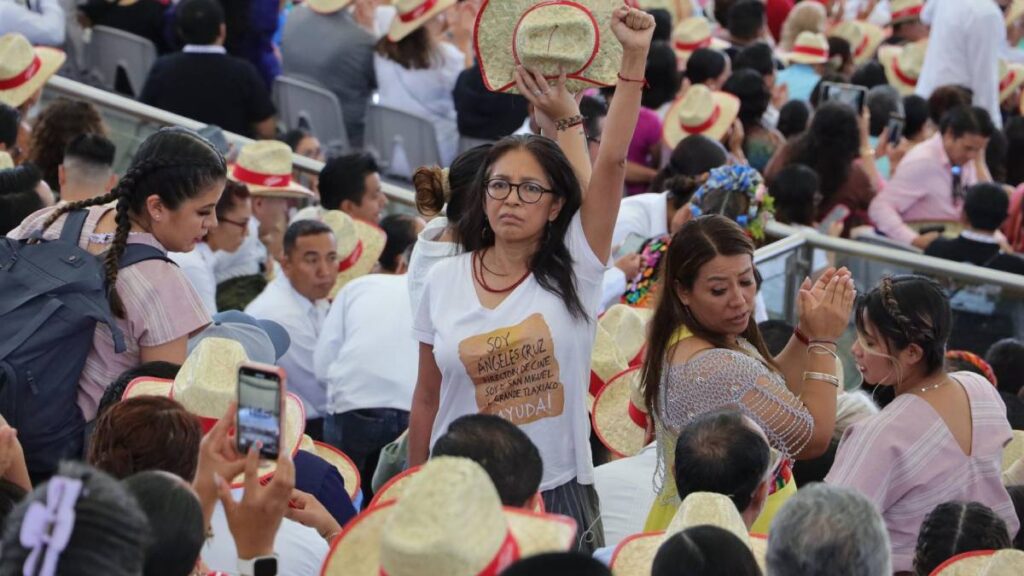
[321,210,386,299]
[319,457,577,576]
[930,549,1024,576]
[610,492,765,576]
[388,0,458,42]
[1000,60,1024,104]
[1001,430,1024,473]
[475,0,623,94]
[122,337,305,486]
[229,140,314,199]
[783,31,829,65]
[0,151,13,170]
[306,0,352,14]
[670,17,730,64]
[889,0,925,25]
[591,366,652,457]
[662,84,740,148]
[631,0,690,25]
[879,40,926,96]
[828,20,884,66]
[299,435,362,503]
[0,34,65,108]
[590,305,651,405]
[1006,0,1024,28]
[368,464,547,513]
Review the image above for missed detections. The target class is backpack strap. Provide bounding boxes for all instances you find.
[56,210,89,245]
[118,244,175,269]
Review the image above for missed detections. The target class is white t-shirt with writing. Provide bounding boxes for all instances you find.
[413,213,606,490]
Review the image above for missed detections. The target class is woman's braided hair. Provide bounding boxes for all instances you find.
[38,127,226,317]
[913,501,1011,576]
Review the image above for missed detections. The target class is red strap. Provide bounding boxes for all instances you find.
[680,104,721,134]
[890,5,923,21]
[232,164,292,188]
[1001,70,1017,92]
[891,59,918,87]
[628,401,647,429]
[853,34,868,59]
[398,0,439,23]
[673,37,711,52]
[381,530,519,576]
[589,370,605,398]
[790,45,828,59]
[337,240,364,273]
[0,55,41,90]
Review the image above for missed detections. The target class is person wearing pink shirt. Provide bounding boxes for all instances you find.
[868,105,995,249]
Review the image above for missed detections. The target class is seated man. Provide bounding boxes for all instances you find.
[767,484,891,576]
[58,134,117,204]
[431,414,543,510]
[925,182,1024,275]
[0,0,65,46]
[869,105,995,249]
[296,152,388,224]
[140,0,275,138]
[246,220,336,439]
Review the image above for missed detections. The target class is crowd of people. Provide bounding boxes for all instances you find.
[3,0,1024,575]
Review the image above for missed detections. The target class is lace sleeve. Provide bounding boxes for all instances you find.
[659,348,815,458]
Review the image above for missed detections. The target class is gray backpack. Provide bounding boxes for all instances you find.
[0,210,170,482]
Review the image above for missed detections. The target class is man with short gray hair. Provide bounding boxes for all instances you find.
[767,484,891,576]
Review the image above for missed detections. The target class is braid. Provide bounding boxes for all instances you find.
[37,189,120,239]
[879,277,918,341]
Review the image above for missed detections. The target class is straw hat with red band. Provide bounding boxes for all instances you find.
[591,366,652,458]
[0,33,66,108]
[879,40,926,96]
[589,305,651,409]
[1006,0,1024,28]
[319,457,576,576]
[121,337,305,488]
[783,31,829,65]
[228,140,314,199]
[388,0,458,42]
[1002,430,1024,476]
[889,0,925,25]
[999,60,1024,104]
[320,210,386,298]
[305,0,352,14]
[828,20,884,66]
[368,464,547,514]
[298,435,362,503]
[610,492,767,576]
[628,0,690,25]
[662,84,740,148]
[670,17,730,64]
[929,549,1024,576]
[475,0,623,95]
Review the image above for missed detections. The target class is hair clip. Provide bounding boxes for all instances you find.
[21,477,83,576]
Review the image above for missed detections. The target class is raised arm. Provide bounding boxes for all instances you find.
[516,69,593,190]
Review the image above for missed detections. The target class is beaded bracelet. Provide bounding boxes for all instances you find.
[556,114,585,131]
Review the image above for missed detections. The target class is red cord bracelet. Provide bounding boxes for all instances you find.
[793,327,810,346]
[617,72,649,88]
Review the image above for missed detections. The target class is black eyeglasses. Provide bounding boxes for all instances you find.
[219,216,249,229]
[485,178,553,204]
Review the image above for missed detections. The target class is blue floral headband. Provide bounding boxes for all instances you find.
[689,165,774,240]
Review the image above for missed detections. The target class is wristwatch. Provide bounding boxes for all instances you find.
[237,555,278,576]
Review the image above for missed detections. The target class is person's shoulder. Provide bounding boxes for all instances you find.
[923,236,956,256]
[993,253,1024,274]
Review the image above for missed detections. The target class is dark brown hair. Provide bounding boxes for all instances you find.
[88,395,202,482]
[642,215,778,413]
[26,98,106,192]
[216,179,250,220]
[376,27,436,70]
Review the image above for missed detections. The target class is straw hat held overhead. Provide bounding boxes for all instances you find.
[229,140,314,199]
[662,84,740,148]
[476,0,624,93]
[320,457,577,576]
[671,17,730,65]
[0,33,65,108]
[783,31,829,65]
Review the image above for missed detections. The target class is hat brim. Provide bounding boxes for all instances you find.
[878,45,916,96]
[611,530,767,576]
[851,24,885,66]
[475,0,623,94]
[930,550,999,576]
[662,91,740,149]
[0,47,65,108]
[388,0,458,42]
[320,501,577,576]
[368,464,421,509]
[591,366,650,458]
[673,37,730,63]
[329,217,387,299]
[122,377,305,488]
[307,0,352,14]
[315,441,363,502]
[782,48,828,66]
[1001,64,1024,104]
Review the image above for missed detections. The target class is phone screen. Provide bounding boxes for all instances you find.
[237,367,282,459]
[886,116,904,146]
[817,204,851,234]
[822,82,867,112]
[616,233,648,259]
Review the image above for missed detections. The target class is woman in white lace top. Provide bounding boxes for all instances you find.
[639,215,855,533]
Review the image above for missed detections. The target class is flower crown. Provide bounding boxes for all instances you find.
[689,165,774,240]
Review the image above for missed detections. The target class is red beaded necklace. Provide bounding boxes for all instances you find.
[473,250,531,294]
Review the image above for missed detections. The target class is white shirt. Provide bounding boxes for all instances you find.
[170,242,218,315]
[413,213,605,490]
[600,192,670,313]
[316,274,418,415]
[593,442,659,548]
[407,216,459,315]
[214,218,265,283]
[0,0,65,46]
[246,274,330,418]
[916,0,1005,128]
[374,42,465,166]
[203,491,328,576]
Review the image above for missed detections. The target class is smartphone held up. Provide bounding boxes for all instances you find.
[237,362,286,460]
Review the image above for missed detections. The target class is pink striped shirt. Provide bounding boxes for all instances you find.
[8,205,210,420]
[825,372,1018,572]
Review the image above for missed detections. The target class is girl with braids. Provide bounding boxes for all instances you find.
[913,501,1012,576]
[8,127,222,426]
[825,275,1019,573]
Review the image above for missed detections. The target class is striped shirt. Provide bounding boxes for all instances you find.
[826,372,1019,572]
[9,205,210,421]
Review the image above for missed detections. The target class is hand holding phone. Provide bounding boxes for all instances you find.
[237,363,285,460]
[821,82,868,113]
[886,115,904,147]
[818,204,851,235]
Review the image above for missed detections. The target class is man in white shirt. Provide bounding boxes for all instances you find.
[592,442,659,550]
[916,0,1007,128]
[0,0,65,46]
[246,219,336,440]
